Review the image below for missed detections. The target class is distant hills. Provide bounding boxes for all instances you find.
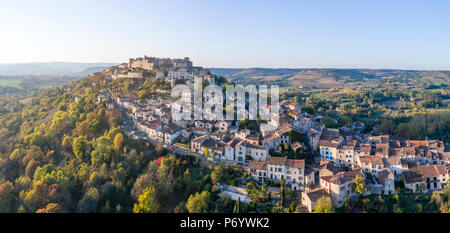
[0,62,117,76]
[209,68,450,88]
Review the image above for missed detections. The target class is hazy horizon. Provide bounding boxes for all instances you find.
[1,0,450,70]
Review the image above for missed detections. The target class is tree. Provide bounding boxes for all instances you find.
[186,191,211,213]
[174,201,187,213]
[113,133,124,151]
[289,201,296,213]
[233,198,241,213]
[393,203,403,213]
[431,191,443,207]
[91,136,118,166]
[378,119,395,134]
[344,196,352,212]
[36,203,64,213]
[133,187,160,213]
[323,116,338,128]
[77,187,100,213]
[62,136,72,151]
[362,198,373,212]
[416,203,423,213]
[396,123,420,139]
[155,143,164,156]
[108,110,122,127]
[353,175,366,196]
[0,181,16,213]
[279,179,285,206]
[73,136,87,161]
[313,197,335,213]
[76,121,90,136]
[211,164,228,184]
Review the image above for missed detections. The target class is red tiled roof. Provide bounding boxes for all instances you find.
[286,159,305,168]
[360,156,384,166]
[249,161,268,170]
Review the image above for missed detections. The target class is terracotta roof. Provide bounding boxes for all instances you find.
[382,155,402,166]
[192,127,207,132]
[403,165,448,184]
[360,156,384,166]
[262,133,280,142]
[268,156,287,165]
[192,135,208,142]
[357,146,372,152]
[402,171,424,184]
[223,138,240,148]
[246,136,259,141]
[244,141,267,150]
[248,161,268,170]
[286,159,305,169]
[277,123,292,135]
[305,188,330,202]
[319,140,340,148]
[377,168,394,186]
[150,123,161,130]
[320,161,341,174]
[330,169,362,185]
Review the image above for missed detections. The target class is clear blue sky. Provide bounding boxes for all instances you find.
[0,0,449,70]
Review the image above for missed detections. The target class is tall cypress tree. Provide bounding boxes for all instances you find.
[233,197,241,213]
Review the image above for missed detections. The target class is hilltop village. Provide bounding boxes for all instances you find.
[97,56,450,213]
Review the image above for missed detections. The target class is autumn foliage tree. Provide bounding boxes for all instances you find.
[133,186,160,213]
[313,196,335,213]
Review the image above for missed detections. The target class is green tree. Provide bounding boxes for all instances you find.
[378,119,396,134]
[393,203,403,213]
[186,191,211,213]
[211,164,228,184]
[174,201,187,213]
[73,136,87,161]
[279,179,285,206]
[62,136,72,151]
[133,187,160,213]
[289,201,297,213]
[233,197,241,213]
[353,175,366,196]
[313,196,335,213]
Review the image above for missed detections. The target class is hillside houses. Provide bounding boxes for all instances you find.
[315,129,450,197]
[248,156,314,191]
[104,56,450,212]
[320,169,363,208]
[191,135,269,163]
[402,165,449,193]
[302,188,331,213]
